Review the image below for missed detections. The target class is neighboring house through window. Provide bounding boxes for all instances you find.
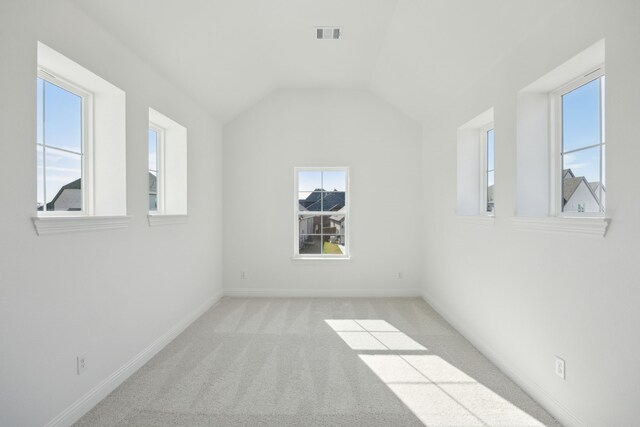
[295,168,349,258]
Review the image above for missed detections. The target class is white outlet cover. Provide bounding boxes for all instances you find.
[77,355,86,375]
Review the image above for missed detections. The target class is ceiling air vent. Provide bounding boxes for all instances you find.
[316,27,341,40]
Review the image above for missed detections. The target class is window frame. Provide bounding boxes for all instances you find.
[479,123,495,216]
[36,68,94,217]
[293,167,350,260]
[148,122,166,214]
[550,66,605,218]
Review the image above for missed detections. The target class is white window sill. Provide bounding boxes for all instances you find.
[147,214,188,226]
[456,215,495,226]
[512,216,609,237]
[32,215,131,235]
[291,256,351,262]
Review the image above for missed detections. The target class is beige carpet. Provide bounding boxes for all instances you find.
[76,297,561,426]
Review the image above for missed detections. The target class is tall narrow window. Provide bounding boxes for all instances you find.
[295,168,349,258]
[147,108,187,221]
[558,71,605,214]
[36,72,88,213]
[485,127,495,213]
[148,125,163,212]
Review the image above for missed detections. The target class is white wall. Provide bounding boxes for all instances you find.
[421,1,640,426]
[223,89,422,296]
[0,1,223,425]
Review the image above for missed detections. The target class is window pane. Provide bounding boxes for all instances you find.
[298,170,322,191]
[322,191,346,212]
[37,78,44,145]
[43,80,82,154]
[599,145,606,209]
[148,129,158,171]
[562,78,601,153]
[322,214,346,235]
[487,129,495,172]
[299,235,321,254]
[322,170,346,191]
[148,129,158,212]
[299,191,323,211]
[299,214,321,235]
[36,147,44,210]
[149,171,157,211]
[487,171,494,213]
[45,147,82,211]
[562,146,602,213]
[323,235,346,254]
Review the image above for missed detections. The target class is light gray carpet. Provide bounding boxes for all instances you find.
[76,298,561,426]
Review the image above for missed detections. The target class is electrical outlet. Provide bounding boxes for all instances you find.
[77,354,86,375]
[397,272,403,279]
[555,356,565,380]
[240,272,246,280]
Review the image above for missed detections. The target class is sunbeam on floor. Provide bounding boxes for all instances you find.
[326,318,547,427]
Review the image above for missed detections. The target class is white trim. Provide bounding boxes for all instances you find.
[147,214,188,226]
[32,215,131,235]
[224,288,421,298]
[421,291,587,427]
[456,215,495,226]
[291,256,351,261]
[512,216,608,237]
[45,292,224,427]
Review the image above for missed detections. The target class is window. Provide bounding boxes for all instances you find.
[555,71,605,215]
[147,108,187,223]
[148,124,164,213]
[481,126,495,214]
[36,71,90,214]
[456,108,495,221]
[294,168,349,258]
[33,42,128,235]
[514,39,608,236]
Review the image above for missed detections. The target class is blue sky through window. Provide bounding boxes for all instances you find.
[487,128,495,185]
[562,77,603,184]
[298,170,346,192]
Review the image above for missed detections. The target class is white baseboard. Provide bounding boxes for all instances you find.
[46,290,224,427]
[224,287,422,298]
[420,290,586,427]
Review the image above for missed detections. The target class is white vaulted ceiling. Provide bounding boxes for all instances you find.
[71,0,565,122]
